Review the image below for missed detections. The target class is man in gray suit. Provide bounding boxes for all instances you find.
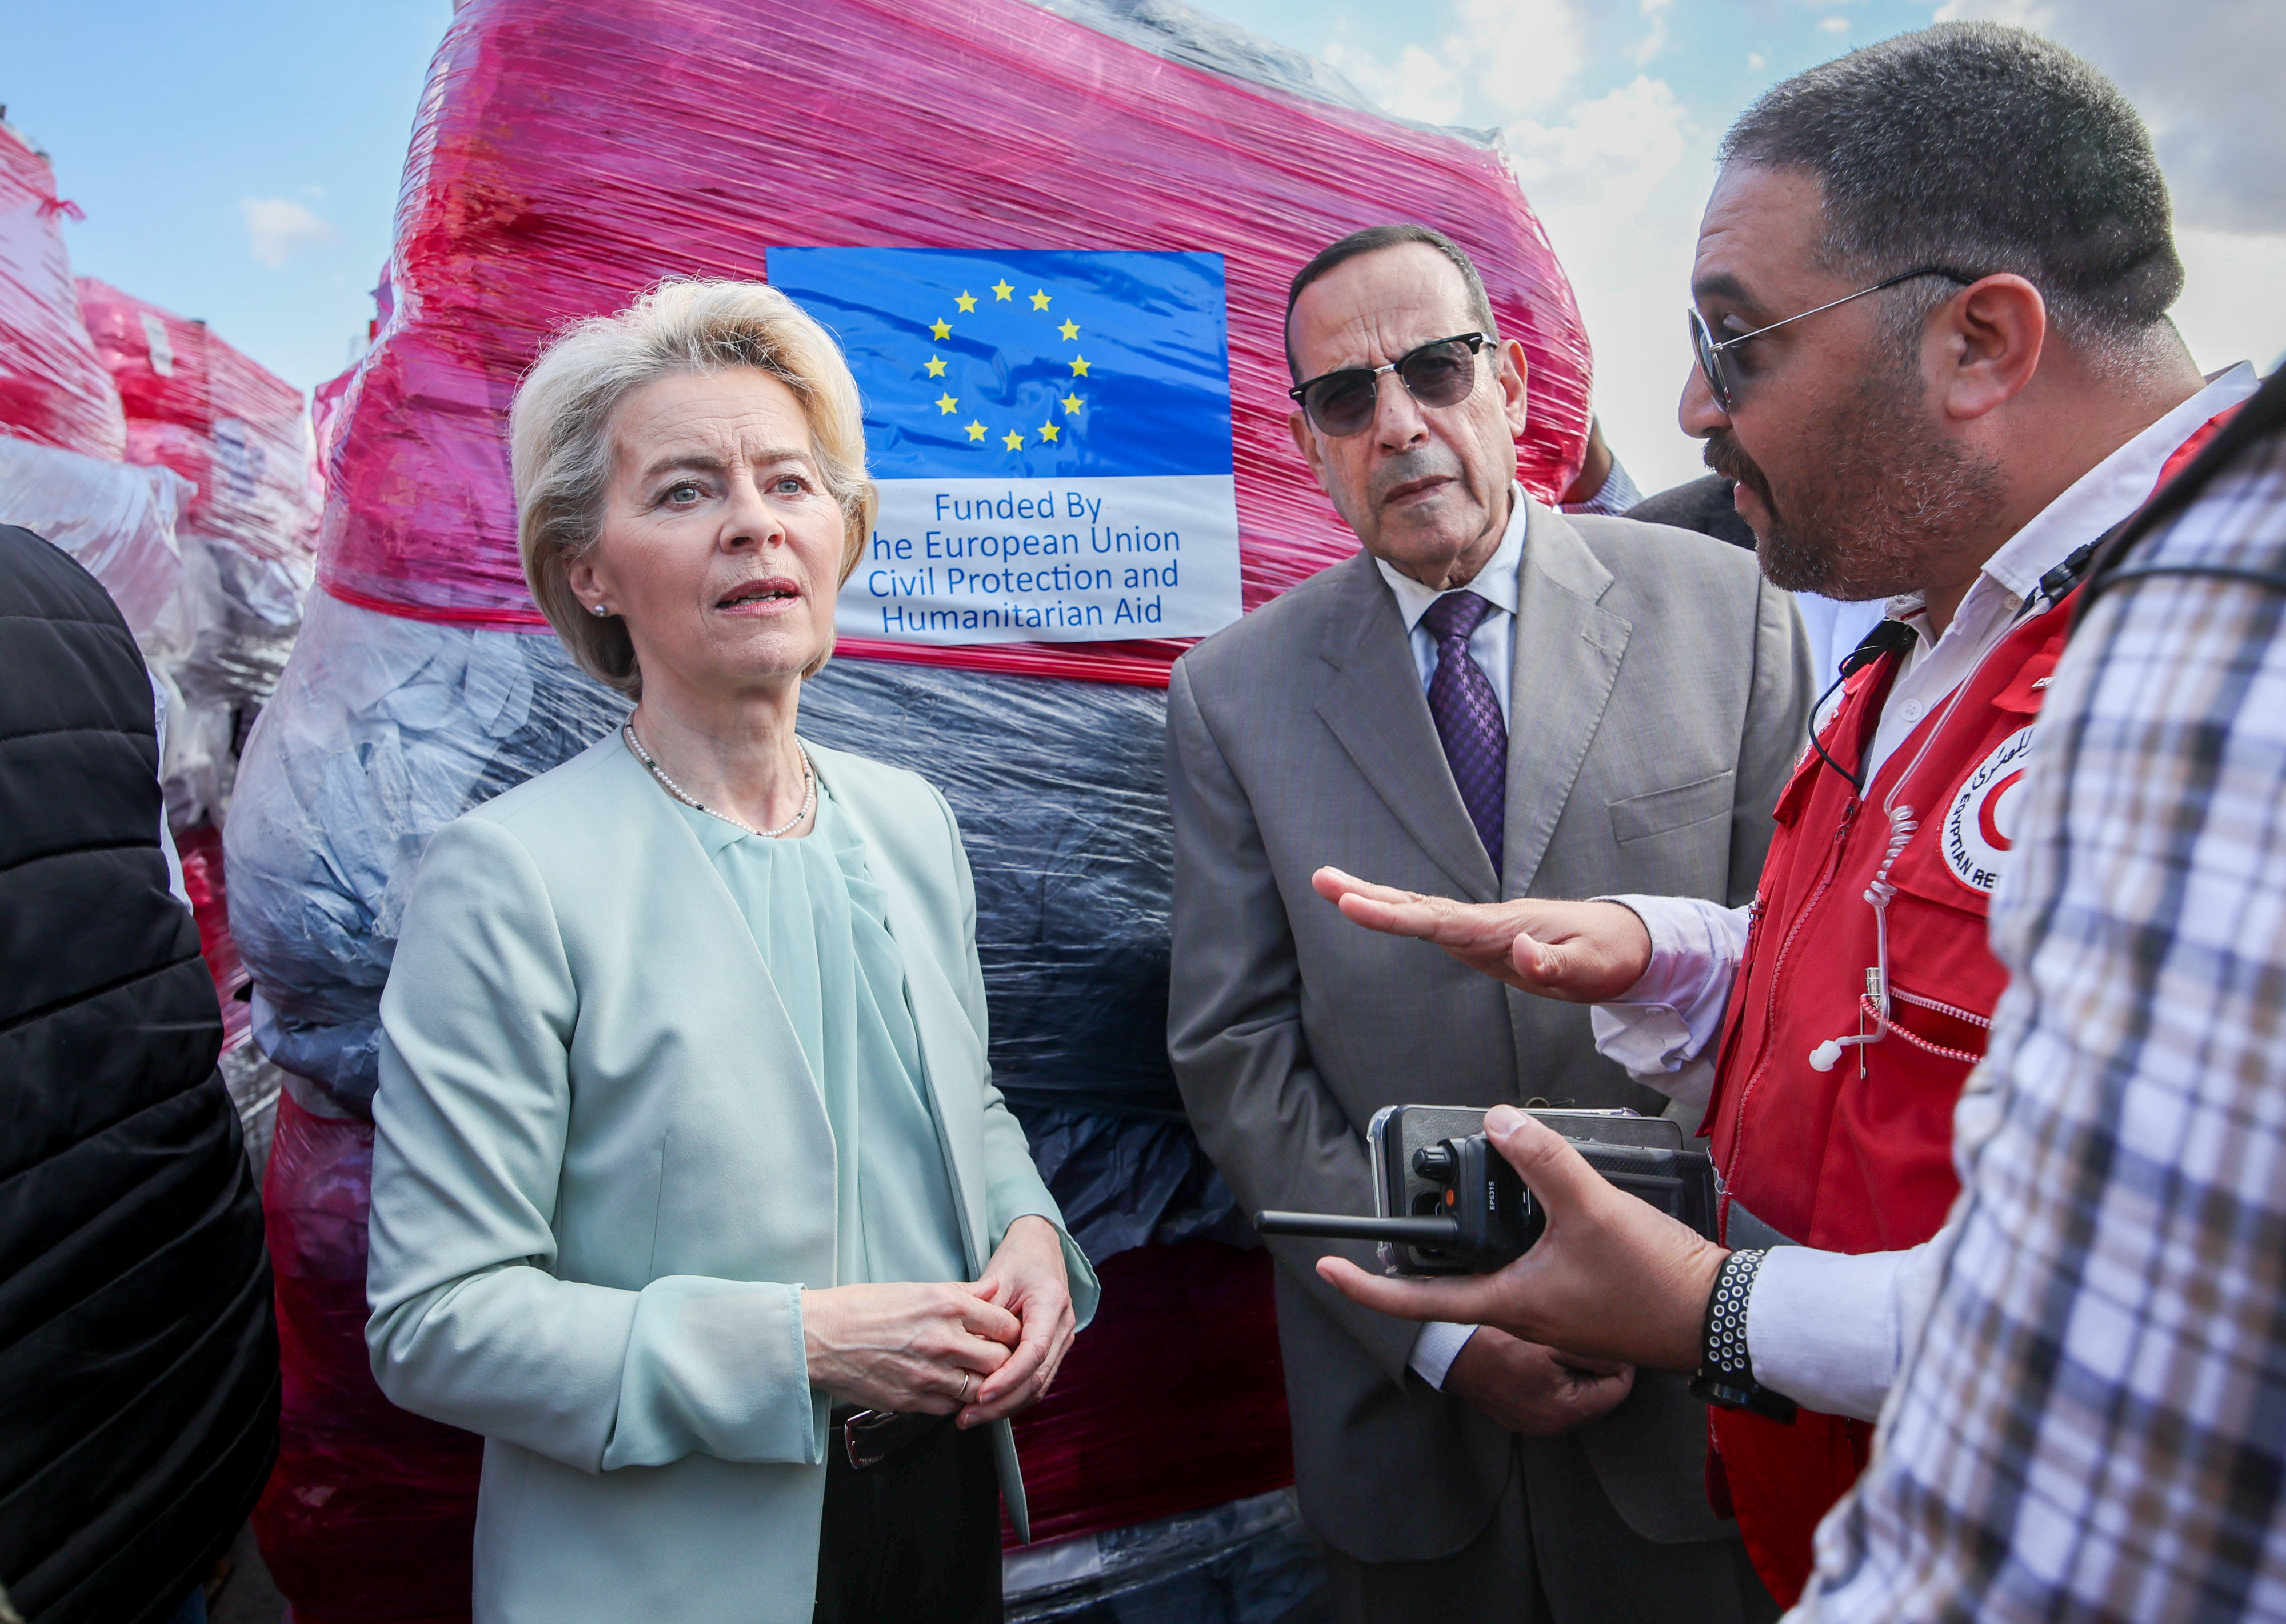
[1165,225,1809,1621]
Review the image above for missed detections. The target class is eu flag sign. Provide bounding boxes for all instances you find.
[766,247,1241,645]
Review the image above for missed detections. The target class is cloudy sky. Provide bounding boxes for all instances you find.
[8,0,2279,495]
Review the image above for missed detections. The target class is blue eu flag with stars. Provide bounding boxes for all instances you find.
[764,247,1232,481]
[765,247,1241,647]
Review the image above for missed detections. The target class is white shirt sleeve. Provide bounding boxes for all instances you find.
[1408,1320,1478,1389]
[1585,895,1751,1110]
[1743,1241,1945,1422]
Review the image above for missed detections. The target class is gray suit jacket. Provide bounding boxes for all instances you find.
[1166,500,1811,1564]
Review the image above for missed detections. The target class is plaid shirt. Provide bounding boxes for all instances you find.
[1795,395,2286,1621]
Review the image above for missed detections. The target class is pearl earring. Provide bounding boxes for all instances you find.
[591,603,610,617]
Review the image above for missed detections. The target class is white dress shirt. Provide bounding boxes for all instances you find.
[1373,486,1530,1390]
[1585,363,2259,1417]
[1791,592,1889,690]
[1373,481,1529,728]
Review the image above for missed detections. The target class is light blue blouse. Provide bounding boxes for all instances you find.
[673,782,1051,1288]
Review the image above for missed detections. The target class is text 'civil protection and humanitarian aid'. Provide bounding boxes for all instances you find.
[861,483,1233,638]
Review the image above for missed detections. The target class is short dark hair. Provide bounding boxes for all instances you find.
[1283,225,1499,382]
[1723,22,2183,350]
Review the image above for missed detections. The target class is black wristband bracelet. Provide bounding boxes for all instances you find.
[1688,1248,1798,1423]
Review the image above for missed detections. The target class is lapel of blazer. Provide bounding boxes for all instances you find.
[1312,550,1501,903]
[1504,501,1632,897]
[806,745,992,1270]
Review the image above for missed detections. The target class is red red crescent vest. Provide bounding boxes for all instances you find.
[1700,411,2235,1605]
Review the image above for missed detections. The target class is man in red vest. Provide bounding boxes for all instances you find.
[1305,22,2259,1609]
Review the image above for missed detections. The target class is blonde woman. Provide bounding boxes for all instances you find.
[364,280,1096,1624]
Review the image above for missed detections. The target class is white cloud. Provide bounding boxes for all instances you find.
[1628,0,1673,68]
[1817,15,1849,33]
[1324,39,1466,123]
[1502,75,1692,213]
[1326,0,1585,126]
[239,197,337,269]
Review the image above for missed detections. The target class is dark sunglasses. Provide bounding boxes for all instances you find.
[1688,266,1980,413]
[1289,332,1491,437]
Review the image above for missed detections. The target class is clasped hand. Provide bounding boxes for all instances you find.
[802,1214,1076,1428]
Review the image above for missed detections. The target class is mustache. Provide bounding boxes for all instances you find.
[1369,448,1464,503]
[1702,430,1774,511]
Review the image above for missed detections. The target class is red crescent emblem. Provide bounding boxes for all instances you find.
[1977,770,2024,851]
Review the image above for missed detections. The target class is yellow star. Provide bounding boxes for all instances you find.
[1037,421,1060,442]
[1057,318,1080,341]
[1069,355,1091,377]
[1061,392,1084,415]
[930,318,952,341]
[924,355,948,377]
[1030,289,1052,311]
[936,393,958,414]
[965,419,988,442]
[1002,429,1025,450]
[954,291,977,313]
[991,279,1014,301]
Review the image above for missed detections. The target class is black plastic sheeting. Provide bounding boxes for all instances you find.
[226,592,1237,1261]
[1005,1490,1328,1623]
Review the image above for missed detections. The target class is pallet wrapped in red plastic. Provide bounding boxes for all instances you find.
[228,2,1597,1618]
[0,121,123,460]
[78,277,319,709]
[78,278,320,575]
[319,0,1590,649]
[77,279,321,826]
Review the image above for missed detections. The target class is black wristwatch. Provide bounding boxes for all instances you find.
[1687,1248,1799,1423]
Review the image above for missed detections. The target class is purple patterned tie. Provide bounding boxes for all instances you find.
[1420,590,1506,873]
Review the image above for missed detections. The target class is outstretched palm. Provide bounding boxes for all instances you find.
[1309,867,1653,1003]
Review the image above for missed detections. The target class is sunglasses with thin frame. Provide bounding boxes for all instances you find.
[1688,266,1980,413]
[1289,331,1492,437]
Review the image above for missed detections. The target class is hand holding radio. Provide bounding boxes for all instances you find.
[1292,1105,1729,1374]
[1309,867,1654,1003]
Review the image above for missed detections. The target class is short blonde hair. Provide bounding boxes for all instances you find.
[510,278,877,694]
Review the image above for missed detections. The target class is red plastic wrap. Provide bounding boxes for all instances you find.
[1005,1242,1292,1548]
[254,1092,483,1624]
[0,123,125,459]
[77,277,320,570]
[319,0,1592,684]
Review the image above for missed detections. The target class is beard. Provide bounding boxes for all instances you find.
[1705,361,2007,601]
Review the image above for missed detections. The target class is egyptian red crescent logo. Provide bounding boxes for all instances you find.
[1943,726,2037,895]
[1976,769,2024,851]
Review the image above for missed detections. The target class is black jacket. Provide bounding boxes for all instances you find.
[0,525,277,1624]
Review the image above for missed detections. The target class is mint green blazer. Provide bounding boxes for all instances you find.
[365,733,1098,1624]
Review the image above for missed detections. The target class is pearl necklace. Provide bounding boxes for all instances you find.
[621,722,815,838]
